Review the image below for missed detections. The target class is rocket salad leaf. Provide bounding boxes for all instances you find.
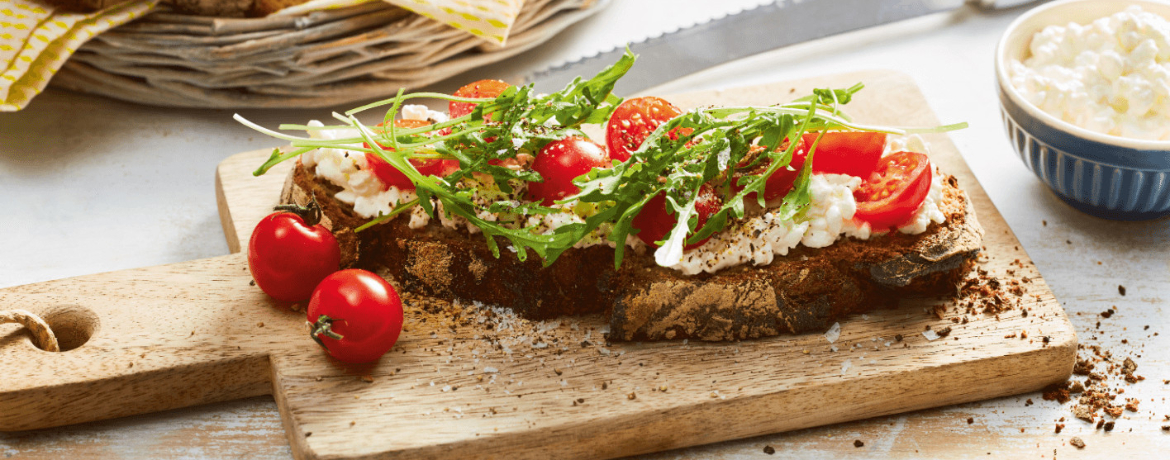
[235,50,966,269]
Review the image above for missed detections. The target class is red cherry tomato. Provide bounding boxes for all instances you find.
[853,151,932,230]
[364,119,459,191]
[732,141,811,201]
[605,96,691,162]
[248,200,341,302]
[449,79,511,120]
[307,269,404,364]
[528,136,610,205]
[633,184,723,250]
[730,131,887,201]
[801,131,887,178]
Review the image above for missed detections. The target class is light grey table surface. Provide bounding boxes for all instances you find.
[2,1,1168,458]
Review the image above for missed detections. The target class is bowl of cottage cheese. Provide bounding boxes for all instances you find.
[996,0,1170,220]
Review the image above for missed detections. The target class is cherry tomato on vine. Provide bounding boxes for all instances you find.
[248,199,341,302]
[364,118,459,191]
[801,131,887,178]
[449,79,511,120]
[853,151,932,230]
[307,269,404,364]
[605,96,691,162]
[633,184,723,250]
[528,136,611,205]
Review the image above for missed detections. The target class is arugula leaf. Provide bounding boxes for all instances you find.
[236,51,966,271]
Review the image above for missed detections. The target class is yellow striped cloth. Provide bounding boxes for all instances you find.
[0,0,158,111]
[390,0,524,46]
[273,0,525,45]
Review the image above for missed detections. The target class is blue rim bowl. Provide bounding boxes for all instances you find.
[995,0,1170,220]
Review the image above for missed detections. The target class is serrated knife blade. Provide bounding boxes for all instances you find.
[524,0,972,95]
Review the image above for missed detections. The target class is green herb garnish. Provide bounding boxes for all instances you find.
[235,50,965,269]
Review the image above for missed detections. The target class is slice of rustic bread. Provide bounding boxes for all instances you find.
[283,162,623,320]
[282,162,983,341]
[608,177,982,341]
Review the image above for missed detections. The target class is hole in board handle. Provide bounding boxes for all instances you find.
[29,305,101,352]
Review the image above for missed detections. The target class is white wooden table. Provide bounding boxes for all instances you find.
[2,1,1168,458]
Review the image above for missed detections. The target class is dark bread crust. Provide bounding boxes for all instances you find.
[284,162,983,341]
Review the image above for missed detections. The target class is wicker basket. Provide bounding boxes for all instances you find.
[49,0,603,108]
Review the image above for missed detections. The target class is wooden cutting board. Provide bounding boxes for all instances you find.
[0,72,1076,460]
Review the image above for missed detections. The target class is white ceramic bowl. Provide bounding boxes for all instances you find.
[995,0,1170,220]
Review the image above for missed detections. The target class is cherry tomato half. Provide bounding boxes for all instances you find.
[802,131,887,178]
[528,136,610,205]
[853,151,932,230]
[364,119,459,192]
[449,79,512,120]
[307,269,404,364]
[633,184,723,250]
[605,96,691,162]
[731,131,887,202]
[732,141,811,202]
[248,200,341,302]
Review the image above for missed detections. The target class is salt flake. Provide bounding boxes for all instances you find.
[824,322,841,343]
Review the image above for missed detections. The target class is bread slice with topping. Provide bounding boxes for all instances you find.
[244,55,984,341]
[282,161,983,341]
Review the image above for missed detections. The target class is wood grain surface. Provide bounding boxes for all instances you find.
[0,72,1077,460]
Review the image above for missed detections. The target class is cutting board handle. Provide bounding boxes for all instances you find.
[0,254,293,431]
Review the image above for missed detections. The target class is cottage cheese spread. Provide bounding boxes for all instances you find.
[667,157,945,274]
[301,121,945,275]
[1009,6,1170,140]
[299,121,414,220]
[300,106,448,227]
